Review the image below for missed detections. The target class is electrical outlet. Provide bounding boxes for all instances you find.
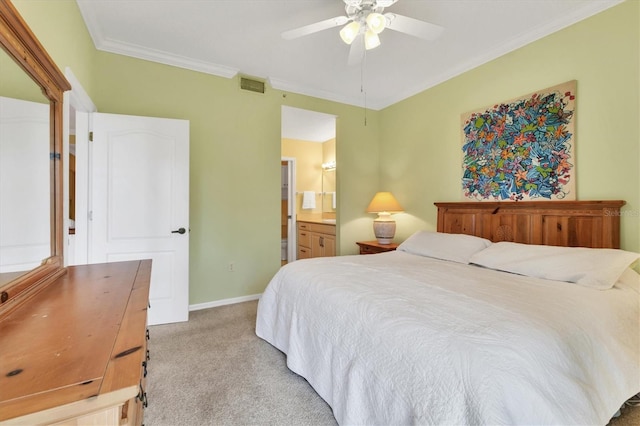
[228,262,234,272]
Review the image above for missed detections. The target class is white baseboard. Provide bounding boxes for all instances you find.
[189,293,262,312]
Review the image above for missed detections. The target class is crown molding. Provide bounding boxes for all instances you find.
[269,77,371,109]
[380,0,625,109]
[97,37,239,78]
[77,0,624,111]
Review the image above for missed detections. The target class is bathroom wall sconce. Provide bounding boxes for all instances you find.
[322,160,336,171]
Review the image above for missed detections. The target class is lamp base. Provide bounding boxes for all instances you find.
[373,219,396,245]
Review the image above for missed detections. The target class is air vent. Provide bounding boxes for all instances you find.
[240,77,265,94]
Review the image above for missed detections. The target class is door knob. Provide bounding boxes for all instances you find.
[171,227,186,234]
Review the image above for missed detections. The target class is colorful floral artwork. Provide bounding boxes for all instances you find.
[461,81,576,201]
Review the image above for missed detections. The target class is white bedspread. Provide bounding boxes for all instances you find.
[255,251,640,425]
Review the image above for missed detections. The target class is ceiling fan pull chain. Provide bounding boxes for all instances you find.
[361,49,368,126]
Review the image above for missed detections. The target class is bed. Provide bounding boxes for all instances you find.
[256,201,639,425]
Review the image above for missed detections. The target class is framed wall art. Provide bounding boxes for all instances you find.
[461,80,576,201]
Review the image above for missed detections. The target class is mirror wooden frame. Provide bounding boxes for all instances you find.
[0,0,71,316]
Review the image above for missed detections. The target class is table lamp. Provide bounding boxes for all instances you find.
[366,192,403,244]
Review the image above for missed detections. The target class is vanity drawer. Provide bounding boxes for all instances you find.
[308,223,335,236]
[297,228,311,248]
[298,222,311,231]
[297,246,311,259]
[297,220,335,259]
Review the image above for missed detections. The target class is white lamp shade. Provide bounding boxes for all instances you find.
[364,30,380,50]
[366,12,386,34]
[340,21,361,45]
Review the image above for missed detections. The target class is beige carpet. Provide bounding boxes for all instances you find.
[144,300,336,425]
[144,300,639,425]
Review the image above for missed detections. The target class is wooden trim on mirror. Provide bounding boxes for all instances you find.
[0,0,71,318]
[0,1,70,100]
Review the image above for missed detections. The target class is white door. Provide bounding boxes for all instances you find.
[90,112,189,325]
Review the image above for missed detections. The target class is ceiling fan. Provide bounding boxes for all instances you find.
[282,0,444,65]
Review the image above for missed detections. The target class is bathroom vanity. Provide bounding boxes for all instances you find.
[297,217,336,259]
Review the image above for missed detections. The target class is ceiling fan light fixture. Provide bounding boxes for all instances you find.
[340,21,361,44]
[366,12,386,34]
[364,30,380,50]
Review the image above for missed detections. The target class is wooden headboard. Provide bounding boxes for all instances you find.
[435,201,624,249]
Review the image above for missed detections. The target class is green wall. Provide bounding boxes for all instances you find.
[14,0,380,305]
[89,55,380,303]
[12,0,97,97]
[0,51,48,102]
[11,0,639,306]
[380,0,640,253]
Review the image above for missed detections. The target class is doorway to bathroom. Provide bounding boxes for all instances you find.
[281,106,337,265]
[280,158,295,265]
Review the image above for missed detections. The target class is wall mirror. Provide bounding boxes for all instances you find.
[0,0,71,313]
[0,44,51,285]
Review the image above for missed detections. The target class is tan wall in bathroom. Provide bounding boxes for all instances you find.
[282,138,323,215]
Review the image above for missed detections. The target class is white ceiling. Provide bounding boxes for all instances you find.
[76,0,622,139]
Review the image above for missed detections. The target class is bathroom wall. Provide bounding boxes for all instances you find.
[282,137,323,215]
[322,138,336,215]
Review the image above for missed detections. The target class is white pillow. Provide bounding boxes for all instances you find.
[469,242,640,290]
[397,231,492,264]
[617,268,640,294]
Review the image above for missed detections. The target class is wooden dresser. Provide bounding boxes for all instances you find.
[297,221,336,259]
[0,260,152,425]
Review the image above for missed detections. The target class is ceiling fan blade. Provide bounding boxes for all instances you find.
[385,13,444,41]
[347,35,365,67]
[282,16,349,40]
[376,0,398,7]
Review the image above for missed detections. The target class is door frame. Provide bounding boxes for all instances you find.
[282,156,296,262]
[63,68,97,266]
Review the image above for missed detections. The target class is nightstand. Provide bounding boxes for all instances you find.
[356,240,399,254]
